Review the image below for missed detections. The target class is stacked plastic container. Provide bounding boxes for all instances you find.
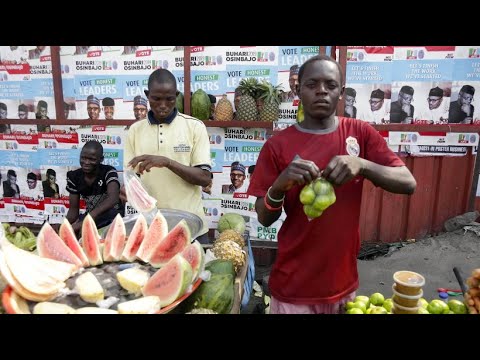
[391,270,426,314]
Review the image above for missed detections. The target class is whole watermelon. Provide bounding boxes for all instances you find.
[176,92,184,113]
[205,259,236,277]
[191,89,210,120]
[186,273,234,314]
[217,213,246,234]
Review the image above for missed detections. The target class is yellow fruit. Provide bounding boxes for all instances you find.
[75,272,104,303]
[418,298,429,309]
[299,185,316,205]
[351,301,367,313]
[427,300,448,315]
[417,307,429,314]
[116,268,150,295]
[216,229,245,248]
[117,296,162,314]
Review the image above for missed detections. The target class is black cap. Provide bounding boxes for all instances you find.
[460,85,475,96]
[370,89,385,100]
[429,86,444,97]
[400,85,414,95]
[345,87,356,97]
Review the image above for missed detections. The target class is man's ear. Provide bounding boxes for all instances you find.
[339,85,346,100]
[99,155,104,163]
[144,90,149,98]
[176,90,180,96]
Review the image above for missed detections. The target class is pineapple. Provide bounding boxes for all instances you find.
[212,240,246,274]
[214,94,234,121]
[236,78,260,121]
[257,80,282,122]
[215,229,245,248]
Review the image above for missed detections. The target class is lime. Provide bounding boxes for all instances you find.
[312,195,331,211]
[303,205,322,219]
[447,299,467,314]
[299,185,316,205]
[313,178,333,195]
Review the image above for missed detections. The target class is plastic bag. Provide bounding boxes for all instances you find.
[123,170,157,215]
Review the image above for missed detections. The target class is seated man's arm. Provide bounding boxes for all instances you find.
[67,193,80,227]
[88,181,120,221]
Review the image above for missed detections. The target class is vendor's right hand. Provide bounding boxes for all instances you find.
[271,158,320,193]
[128,155,171,174]
[119,185,128,203]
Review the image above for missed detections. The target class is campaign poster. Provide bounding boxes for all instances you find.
[345,46,393,124]
[450,46,480,124]
[391,46,454,125]
[0,132,43,222]
[60,46,77,119]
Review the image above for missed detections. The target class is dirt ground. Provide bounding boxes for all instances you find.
[242,227,480,314]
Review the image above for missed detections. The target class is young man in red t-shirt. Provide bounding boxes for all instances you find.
[248,55,417,314]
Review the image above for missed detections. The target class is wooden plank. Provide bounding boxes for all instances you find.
[379,191,409,242]
[405,157,435,240]
[359,180,382,242]
[432,156,472,232]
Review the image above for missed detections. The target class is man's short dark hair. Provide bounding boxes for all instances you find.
[46,168,56,177]
[208,94,217,104]
[7,169,16,177]
[102,97,115,106]
[298,55,344,86]
[148,69,176,90]
[27,172,36,181]
[37,100,48,109]
[0,103,7,111]
[345,87,356,98]
[83,140,104,155]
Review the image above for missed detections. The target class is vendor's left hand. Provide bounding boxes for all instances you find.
[322,155,363,186]
[128,155,171,174]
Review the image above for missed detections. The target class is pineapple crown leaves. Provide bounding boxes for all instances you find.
[238,77,261,99]
[257,80,282,105]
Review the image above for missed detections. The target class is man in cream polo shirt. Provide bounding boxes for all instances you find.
[124,69,212,243]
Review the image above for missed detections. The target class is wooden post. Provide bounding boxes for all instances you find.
[184,47,191,115]
[50,46,65,120]
[336,46,347,117]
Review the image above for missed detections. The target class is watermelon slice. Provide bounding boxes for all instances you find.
[59,218,89,267]
[142,254,193,307]
[121,214,147,262]
[37,222,84,269]
[146,219,191,268]
[102,214,126,262]
[81,214,103,266]
[180,240,204,281]
[136,211,168,262]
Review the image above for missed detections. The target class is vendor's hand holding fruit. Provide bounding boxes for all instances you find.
[269,158,320,198]
[322,155,363,186]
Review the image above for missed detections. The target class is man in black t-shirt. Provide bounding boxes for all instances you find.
[66,140,121,234]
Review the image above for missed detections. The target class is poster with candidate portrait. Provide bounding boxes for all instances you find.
[450,46,480,124]
[0,132,43,222]
[391,46,454,125]
[345,46,393,125]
